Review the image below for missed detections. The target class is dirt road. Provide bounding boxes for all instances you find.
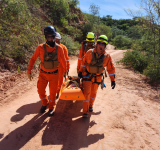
[0,46,160,150]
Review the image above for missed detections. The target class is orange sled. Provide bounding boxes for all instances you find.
[59,76,85,100]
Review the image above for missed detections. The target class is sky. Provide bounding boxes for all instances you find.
[78,0,142,20]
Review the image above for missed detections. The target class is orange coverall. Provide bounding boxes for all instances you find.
[27,43,67,110]
[79,47,115,114]
[57,43,70,95]
[77,43,94,71]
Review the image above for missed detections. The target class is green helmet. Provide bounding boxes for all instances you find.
[97,35,108,45]
[86,32,95,42]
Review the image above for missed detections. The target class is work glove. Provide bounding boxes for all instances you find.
[27,73,33,81]
[78,71,83,79]
[111,81,116,89]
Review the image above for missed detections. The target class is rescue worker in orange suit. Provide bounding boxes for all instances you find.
[77,32,95,73]
[27,26,67,116]
[78,35,116,118]
[55,32,70,98]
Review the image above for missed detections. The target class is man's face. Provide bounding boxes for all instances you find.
[87,41,94,47]
[55,39,60,44]
[97,42,106,55]
[46,34,55,42]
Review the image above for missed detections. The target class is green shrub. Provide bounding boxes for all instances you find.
[0,0,48,64]
[82,23,94,39]
[144,57,160,82]
[93,24,112,40]
[120,50,148,73]
[112,35,132,49]
[111,26,124,39]
[66,25,75,36]
[131,40,142,51]
[50,0,69,23]
[69,0,79,8]
[60,18,68,27]
[61,35,81,55]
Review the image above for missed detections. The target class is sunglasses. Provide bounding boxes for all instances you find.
[97,42,106,46]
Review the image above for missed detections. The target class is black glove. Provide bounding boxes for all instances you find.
[78,72,83,78]
[111,81,116,89]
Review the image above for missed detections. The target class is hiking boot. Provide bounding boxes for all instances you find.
[48,109,54,116]
[83,113,88,118]
[89,107,93,112]
[40,105,47,113]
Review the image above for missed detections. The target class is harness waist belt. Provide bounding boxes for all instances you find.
[40,69,58,74]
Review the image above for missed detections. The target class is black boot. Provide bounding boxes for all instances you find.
[83,113,88,118]
[40,105,47,113]
[89,107,93,112]
[48,109,54,116]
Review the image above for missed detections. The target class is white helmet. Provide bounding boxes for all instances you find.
[55,32,61,39]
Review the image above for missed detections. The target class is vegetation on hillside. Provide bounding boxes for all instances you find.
[0,0,159,82]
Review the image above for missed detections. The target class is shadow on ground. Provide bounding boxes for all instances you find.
[11,101,42,122]
[0,99,104,150]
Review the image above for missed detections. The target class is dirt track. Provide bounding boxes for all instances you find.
[0,45,160,150]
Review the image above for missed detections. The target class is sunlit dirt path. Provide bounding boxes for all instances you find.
[0,46,160,150]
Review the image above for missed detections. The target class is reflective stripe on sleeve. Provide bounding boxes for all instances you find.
[78,58,82,60]
[90,97,95,100]
[81,65,85,67]
[109,74,115,76]
[83,100,90,102]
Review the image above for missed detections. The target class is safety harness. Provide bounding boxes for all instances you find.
[82,50,107,86]
[41,43,59,69]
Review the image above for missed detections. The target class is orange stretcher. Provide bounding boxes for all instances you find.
[59,76,85,100]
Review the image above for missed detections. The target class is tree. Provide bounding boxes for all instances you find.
[89,3,100,24]
[125,0,160,57]
[124,0,160,82]
[101,15,113,26]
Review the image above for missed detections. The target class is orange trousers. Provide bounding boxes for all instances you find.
[82,81,99,114]
[57,67,64,95]
[37,70,59,110]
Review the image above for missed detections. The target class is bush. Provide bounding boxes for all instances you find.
[120,50,148,73]
[66,25,75,36]
[144,57,160,82]
[60,18,68,27]
[82,23,94,39]
[61,35,81,55]
[69,0,79,8]
[0,0,48,64]
[93,24,112,40]
[131,40,142,51]
[111,26,124,39]
[50,0,69,23]
[112,35,132,49]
